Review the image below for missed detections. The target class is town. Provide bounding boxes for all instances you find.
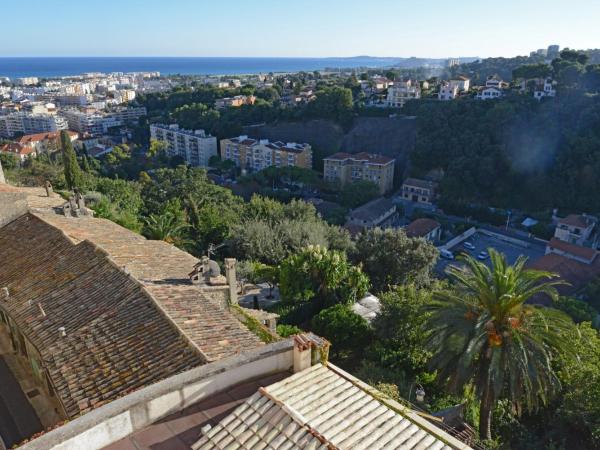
[2,7,600,449]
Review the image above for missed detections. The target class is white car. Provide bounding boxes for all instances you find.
[440,249,455,260]
[477,251,489,260]
[463,241,476,251]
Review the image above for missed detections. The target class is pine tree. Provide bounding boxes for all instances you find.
[60,130,83,190]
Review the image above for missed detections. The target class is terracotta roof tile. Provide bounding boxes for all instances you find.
[405,218,440,238]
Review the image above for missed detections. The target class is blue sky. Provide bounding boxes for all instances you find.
[4,0,599,58]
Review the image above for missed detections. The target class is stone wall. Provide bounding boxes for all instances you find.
[0,192,28,228]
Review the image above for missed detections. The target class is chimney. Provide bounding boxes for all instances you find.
[293,334,330,373]
[293,335,312,373]
[58,327,66,338]
[1,287,8,300]
[224,258,238,305]
[0,159,5,184]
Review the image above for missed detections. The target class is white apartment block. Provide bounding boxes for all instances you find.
[60,109,121,135]
[385,80,421,107]
[60,107,146,135]
[150,123,217,168]
[438,82,459,101]
[0,112,67,137]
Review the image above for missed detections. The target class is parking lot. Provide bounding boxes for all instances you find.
[435,231,547,275]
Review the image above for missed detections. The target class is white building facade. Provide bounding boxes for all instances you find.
[150,123,217,167]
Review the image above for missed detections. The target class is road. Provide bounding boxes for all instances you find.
[0,357,42,448]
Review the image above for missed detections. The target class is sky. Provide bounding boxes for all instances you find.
[3,0,600,58]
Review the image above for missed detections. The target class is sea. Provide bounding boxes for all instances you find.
[0,57,403,78]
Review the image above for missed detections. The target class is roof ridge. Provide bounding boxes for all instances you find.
[258,385,340,450]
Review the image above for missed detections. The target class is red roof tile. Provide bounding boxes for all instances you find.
[548,237,597,261]
[405,218,440,238]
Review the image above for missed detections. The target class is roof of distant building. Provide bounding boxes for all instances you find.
[558,214,593,229]
[324,151,394,165]
[530,252,600,296]
[0,143,34,156]
[402,178,437,190]
[405,218,441,238]
[548,237,597,261]
[350,197,396,221]
[17,130,77,145]
[352,293,381,322]
[193,363,467,450]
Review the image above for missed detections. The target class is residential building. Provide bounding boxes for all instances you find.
[323,152,395,194]
[385,80,421,107]
[0,111,68,137]
[553,213,596,246]
[484,75,508,89]
[450,76,470,92]
[438,82,459,101]
[220,136,312,172]
[17,130,78,154]
[14,77,39,86]
[405,218,442,242]
[214,95,256,109]
[60,108,120,135]
[0,190,265,429]
[447,58,460,67]
[112,89,136,104]
[0,143,35,162]
[347,197,398,229]
[401,178,437,204]
[546,237,598,265]
[533,78,556,100]
[150,123,217,167]
[107,105,147,123]
[476,86,503,100]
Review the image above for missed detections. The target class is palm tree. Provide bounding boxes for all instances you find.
[143,212,190,248]
[425,249,573,441]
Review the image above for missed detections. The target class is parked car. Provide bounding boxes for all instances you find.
[477,251,489,260]
[463,241,476,251]
[440,249,455,260]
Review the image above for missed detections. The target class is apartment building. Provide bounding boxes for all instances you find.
[214,95,256,109]
[0,111,67,137]
[323,152,395,194]
[59,106,145,135]
[401,178,437,204]
[60,108,121,135]
[220,135,312,172]
[385,80,421,107]
[150,123,217,167]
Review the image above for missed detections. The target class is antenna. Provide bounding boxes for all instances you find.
[207,242,226,258]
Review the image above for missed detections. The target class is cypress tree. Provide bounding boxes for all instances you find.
[60,130,83,190]
[81,155,91,173]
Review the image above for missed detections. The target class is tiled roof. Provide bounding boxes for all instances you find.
[34,211,265,361]
[557,214,592,229]
[193,364,464,450]
[548,237,597,261]
[402,178,436,190]
[529,253,600,296]
[0,214,200,418]
[0,143,34,155]
[405,218,441,238]
[350,197,396,221]
[17,130,77,145]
